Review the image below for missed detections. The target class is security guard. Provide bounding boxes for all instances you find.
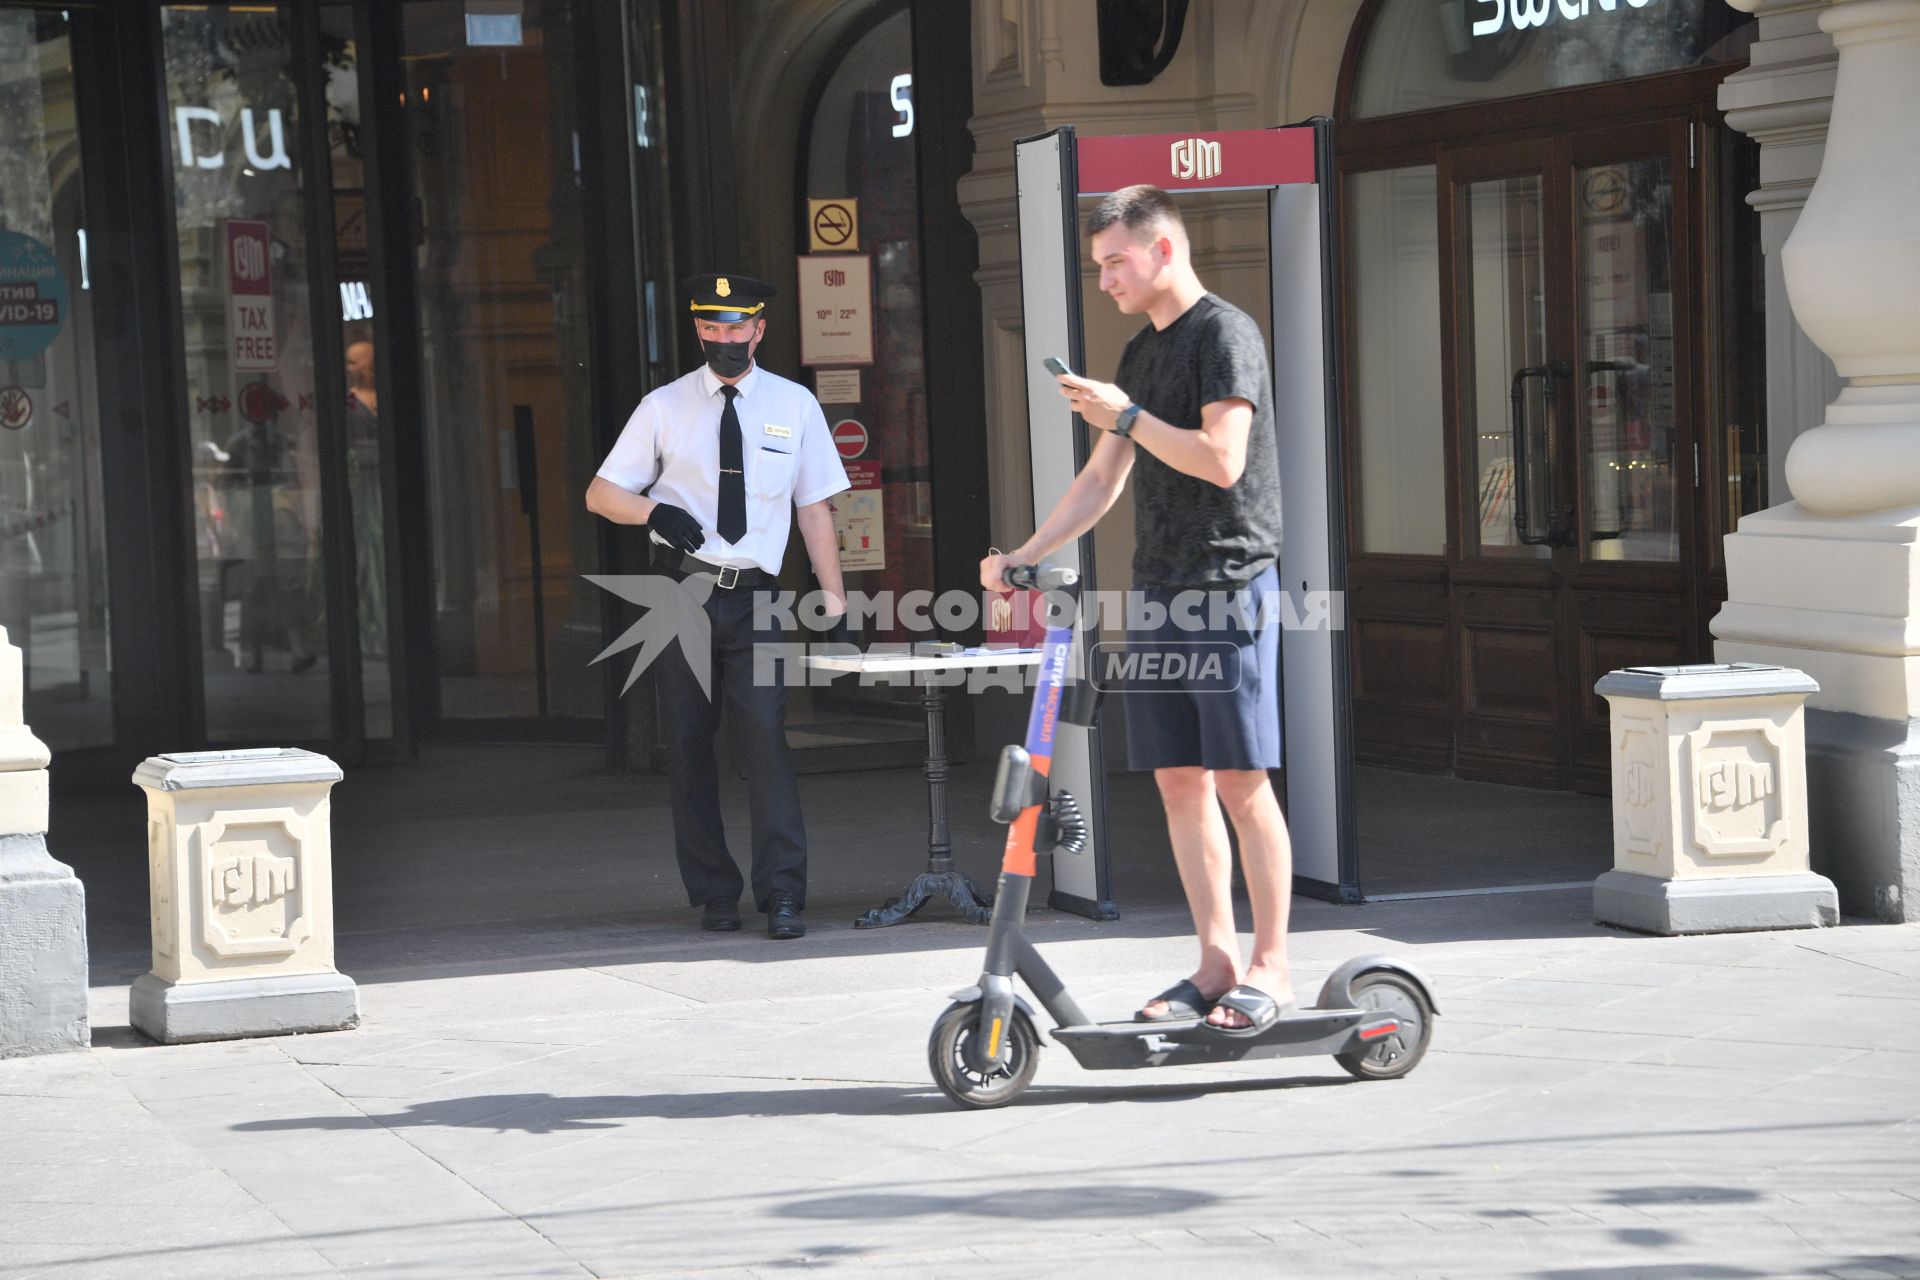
[586,274,849,939]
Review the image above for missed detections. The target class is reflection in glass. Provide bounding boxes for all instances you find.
[1461,175,1550,560]
[406,1,596,721]
[163,5,332,741]
[624,1,675,397]
[1718,127,1766,547]
[1578,157,1678,562]
[1350,166,1444,556]
[804,8,930,642]
[0,9,112,749]
[1352,0,1754,119]
[319,4,390,738]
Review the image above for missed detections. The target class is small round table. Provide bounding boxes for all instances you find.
[805,646,1044,927]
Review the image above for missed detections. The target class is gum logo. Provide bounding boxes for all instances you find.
[1170,137,1221,182]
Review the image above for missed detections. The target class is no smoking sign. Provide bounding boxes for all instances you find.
[808,198,859,253]
[0,386,31,431]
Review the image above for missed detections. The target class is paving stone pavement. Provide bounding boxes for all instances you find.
[2,890,1917,1279]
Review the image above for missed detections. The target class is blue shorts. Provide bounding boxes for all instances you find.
[1120,566,1282,773]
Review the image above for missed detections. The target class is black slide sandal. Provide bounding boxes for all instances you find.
[1135,978,1214,1023]
[1207,985,1294,1037]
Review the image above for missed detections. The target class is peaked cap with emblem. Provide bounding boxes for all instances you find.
[683,273,777,324]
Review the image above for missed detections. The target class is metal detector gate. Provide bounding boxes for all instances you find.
[1014,121,1359,908]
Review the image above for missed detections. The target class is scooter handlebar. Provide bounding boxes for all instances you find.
[1003,563,1079,591]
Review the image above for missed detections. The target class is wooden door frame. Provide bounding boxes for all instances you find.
[1559,115,1706,789]
[1441,134,1572,784]
[1336,41,1739,788]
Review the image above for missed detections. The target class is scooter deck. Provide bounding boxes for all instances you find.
[1049,1006,1378,1070]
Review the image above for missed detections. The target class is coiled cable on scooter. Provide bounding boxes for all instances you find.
[1045,791,1087,857]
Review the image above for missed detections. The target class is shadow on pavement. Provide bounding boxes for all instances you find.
[83,883,1621,999]
[772,1184,1220,1220]
[228,1074,1355,1136]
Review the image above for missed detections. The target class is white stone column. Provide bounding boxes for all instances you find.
[0,626,88,1058]
[1711,0,1920,920]
[1718,0,1843,500]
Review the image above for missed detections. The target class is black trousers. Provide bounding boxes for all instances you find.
[652,577,807,911]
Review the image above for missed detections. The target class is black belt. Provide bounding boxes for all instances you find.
[674,554,776,590]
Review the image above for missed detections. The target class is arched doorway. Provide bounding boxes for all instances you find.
[1334,0,1765,888]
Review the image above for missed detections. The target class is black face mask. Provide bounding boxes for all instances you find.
[701,338,754,379]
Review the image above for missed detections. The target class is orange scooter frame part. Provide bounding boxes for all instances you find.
[1000,627,1074,879]
[1000,756,1052,878]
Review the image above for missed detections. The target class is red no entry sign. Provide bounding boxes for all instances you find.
[832,418,868,459]
[239,381,278,425]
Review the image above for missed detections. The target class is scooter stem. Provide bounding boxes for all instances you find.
[967,619,1082,1072]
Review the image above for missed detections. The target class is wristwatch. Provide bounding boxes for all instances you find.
[1113,403,1142,440]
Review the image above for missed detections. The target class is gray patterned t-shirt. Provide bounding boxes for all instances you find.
[1115,293,1282,587]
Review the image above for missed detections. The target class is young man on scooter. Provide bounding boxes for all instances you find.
[980,184,1292,1034]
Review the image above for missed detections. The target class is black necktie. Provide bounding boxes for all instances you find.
[717,384,746,543]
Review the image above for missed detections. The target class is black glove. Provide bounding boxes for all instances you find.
[646,502,704,554]
[818,613,858,651]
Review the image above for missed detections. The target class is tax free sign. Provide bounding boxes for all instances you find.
[225,220,276,372]
[1469,0,1658,37]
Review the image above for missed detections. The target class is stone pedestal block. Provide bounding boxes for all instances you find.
[0,834,89,1058]
[0,617,84,1060]
[1594,663,1838,935]
[1802,708,1920,921]
[131,748,357,1044]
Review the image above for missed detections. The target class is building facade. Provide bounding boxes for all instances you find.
[4,0,1910,909]
[1,0,989,783]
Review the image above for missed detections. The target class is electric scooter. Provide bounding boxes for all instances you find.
[928,564,1438,1109]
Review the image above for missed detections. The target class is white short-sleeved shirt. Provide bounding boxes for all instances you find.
[596,363,850,574]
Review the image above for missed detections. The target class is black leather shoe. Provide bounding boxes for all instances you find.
[766,892,805,940]
[701,900,741,932]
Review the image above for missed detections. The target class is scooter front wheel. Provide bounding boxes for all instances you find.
[928,1002,1039,1109]
[1335,969,1434,1080]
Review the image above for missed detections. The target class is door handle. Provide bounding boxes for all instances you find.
[1508,361,1573,548]
[1585,360,1634,543]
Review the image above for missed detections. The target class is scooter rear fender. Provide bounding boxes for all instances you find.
[1314,955,1440,1015]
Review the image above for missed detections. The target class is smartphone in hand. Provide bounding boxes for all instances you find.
[1041,355,1073,378]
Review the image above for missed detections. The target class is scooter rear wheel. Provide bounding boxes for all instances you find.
[929,1002,1039,1109]
[1334,970,1433,1080]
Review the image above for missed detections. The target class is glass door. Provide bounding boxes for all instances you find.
[161,4,345,743]
[0,7,113,750]
[791,5,934,760]
[1574,143,1684,566]
[1446,119,1700,789]
[399,0,601,731]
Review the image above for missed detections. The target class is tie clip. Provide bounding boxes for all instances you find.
[720,468,743,475]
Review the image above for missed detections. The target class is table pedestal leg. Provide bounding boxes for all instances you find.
[854,674,994,928]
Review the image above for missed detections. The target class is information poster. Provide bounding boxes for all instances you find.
[0,230,67,362]
[797,254,874,366]
[815,369,861,404]
[831,488,885,571]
